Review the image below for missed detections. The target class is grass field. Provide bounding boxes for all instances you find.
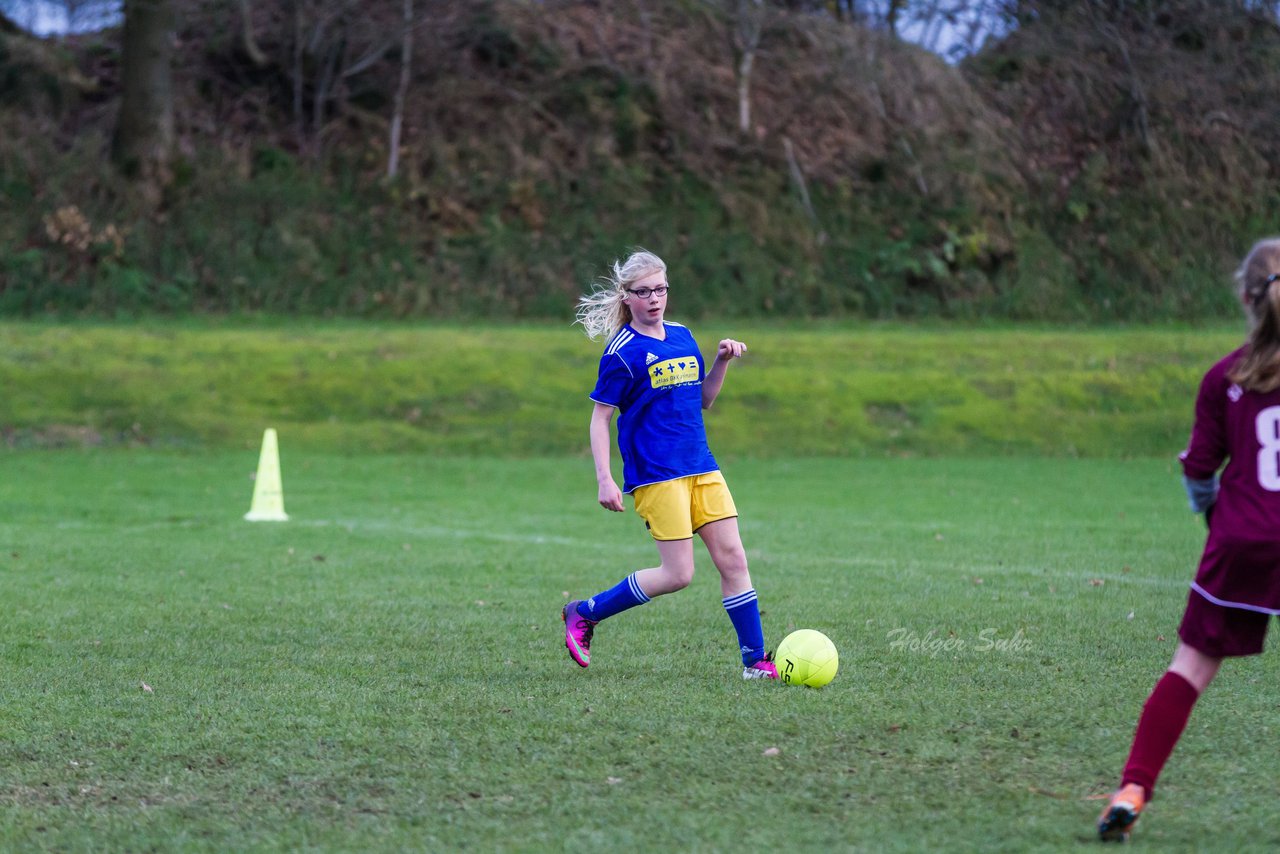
[4,450,1280,852]
[0,321,1243,456]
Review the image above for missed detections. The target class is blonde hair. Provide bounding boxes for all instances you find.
[574,249,668,341]
[1228,237,1280,392]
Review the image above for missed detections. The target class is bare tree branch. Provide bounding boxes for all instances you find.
[387,0,413,179]
[237,0,268,67]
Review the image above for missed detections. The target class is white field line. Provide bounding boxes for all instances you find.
[298,518,593,547]
[29,518,1188,588]
[744,549,1189,589]
[307,520,1190,588]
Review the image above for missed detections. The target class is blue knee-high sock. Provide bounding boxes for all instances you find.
[723,588,765,666]
[578,573,650,622]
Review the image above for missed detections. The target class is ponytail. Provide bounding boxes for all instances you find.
[574,285,629,342]
[1228,238,1280,392]
[574,249,667,341]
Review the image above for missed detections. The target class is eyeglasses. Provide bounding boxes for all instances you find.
[626,285,669,299]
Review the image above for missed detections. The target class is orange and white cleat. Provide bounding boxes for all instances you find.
[1097,782,1146,842]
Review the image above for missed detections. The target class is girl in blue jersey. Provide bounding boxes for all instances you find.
[562,249,777,680]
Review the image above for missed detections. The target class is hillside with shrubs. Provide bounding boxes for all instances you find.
[1,0,1278,321]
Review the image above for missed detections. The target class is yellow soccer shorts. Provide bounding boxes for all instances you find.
[631,471,738,541]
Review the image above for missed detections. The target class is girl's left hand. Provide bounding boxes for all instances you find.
[717,339,747,361]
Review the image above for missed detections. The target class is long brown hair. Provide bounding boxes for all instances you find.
[1228,238,1280,392]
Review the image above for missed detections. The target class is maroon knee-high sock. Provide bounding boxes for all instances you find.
[1121,671,1200,799]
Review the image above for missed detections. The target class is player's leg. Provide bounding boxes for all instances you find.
[1166,639,1223,692]
[699,516,751,598]
[1098,640,1220,841]
[628,477,697,596]
[1099,591,1251,841]
[563,480,695,668]
[692,473,772,677]
[563,539,693,668]
[690,471,747,595]
[700,518,771,678]
[699,515,751,597]
[633,537,696,595]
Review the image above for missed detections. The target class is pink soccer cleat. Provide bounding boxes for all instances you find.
[562,600,596,668]
[743,652,779,680]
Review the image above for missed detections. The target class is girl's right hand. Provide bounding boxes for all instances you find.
[598,479,625,512]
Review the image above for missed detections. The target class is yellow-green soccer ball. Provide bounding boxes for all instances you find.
[776,629,838,688]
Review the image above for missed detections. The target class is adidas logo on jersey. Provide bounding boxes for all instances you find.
[645,352,659,365]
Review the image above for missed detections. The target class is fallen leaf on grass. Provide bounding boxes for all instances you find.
[606,777,623,785]
[1088,579,1105,587]
[140,682,153,693]
[1029,786,1066,799]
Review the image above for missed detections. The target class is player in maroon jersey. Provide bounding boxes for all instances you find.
[1098,237,1280,841]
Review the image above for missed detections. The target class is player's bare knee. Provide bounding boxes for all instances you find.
[659,563,694,591]
[713,549,749,582]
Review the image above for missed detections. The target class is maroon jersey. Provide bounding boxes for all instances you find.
[1180,347,1280,613]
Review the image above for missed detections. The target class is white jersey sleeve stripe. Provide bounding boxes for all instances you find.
[606,330,634,355]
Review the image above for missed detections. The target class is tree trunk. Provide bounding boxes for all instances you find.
[886,0,906,37]
[733,0,763,137]
[237,0,268,67]
[112,0,175,196]
[292,0,305,148]
[387,0,413,179]
[736,46,754,135]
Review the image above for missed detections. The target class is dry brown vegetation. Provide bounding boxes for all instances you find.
[2,0,1279,319]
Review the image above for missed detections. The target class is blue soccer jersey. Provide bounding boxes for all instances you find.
[589,322,719,493]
